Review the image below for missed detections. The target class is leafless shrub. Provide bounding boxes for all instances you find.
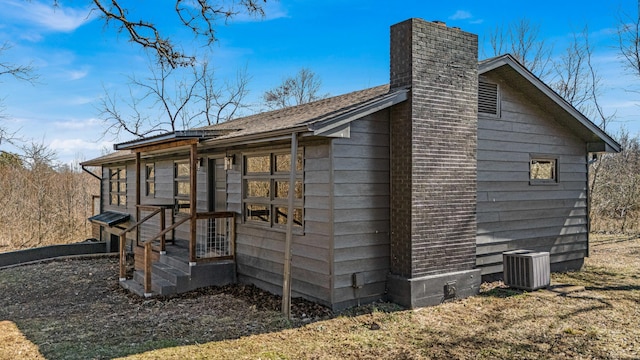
[590,131,640,234]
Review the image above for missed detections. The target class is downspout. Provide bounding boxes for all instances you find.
[82,164,103,242]
[82,165,102,181]
[282,132,298,319]
[189,142,198,265]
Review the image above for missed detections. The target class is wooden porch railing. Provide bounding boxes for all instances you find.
[118,205,166,281]
[118,206,235,296]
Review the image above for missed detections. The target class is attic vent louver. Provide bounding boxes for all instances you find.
[478,81,499,116]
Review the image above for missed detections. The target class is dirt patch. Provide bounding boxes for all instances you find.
[0,234,639,359]
[0,255,332,359]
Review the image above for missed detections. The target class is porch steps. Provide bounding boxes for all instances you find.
[132,269,178,296]
[158,253,191,273]
[124,251,236,297]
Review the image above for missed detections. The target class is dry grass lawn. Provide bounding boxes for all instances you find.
[0,234,638,359]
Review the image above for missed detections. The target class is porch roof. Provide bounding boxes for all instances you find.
[88,211,130,227]
[113,129,235,151]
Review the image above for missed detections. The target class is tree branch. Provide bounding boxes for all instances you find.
[92,0,266,68]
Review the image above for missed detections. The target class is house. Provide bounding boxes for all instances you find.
[82,18,620,310]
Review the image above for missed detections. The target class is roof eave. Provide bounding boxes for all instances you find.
[200,124,312,148]
[80,152,135,167]
[114,130,224,151]
[309,87,409,136]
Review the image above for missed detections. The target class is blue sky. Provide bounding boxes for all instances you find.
[0,0,638,164]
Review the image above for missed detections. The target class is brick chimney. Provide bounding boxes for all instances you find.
[387,18,481,307]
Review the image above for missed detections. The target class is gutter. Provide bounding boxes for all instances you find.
[199,124,311,148]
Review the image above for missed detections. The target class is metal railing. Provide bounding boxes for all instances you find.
[195,212,235,261]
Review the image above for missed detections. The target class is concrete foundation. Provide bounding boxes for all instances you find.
[387,269,482,308]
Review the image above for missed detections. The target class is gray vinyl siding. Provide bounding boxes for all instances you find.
[234,142,333,306]
[234,109,392,310]
[476,78,588,275]
[331,110,390,308]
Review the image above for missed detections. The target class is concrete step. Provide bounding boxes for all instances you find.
[151,276,176,296]
[132,270,177,296]
[120,278,148,297]
[122,257,237,298]
[152,261,190,284]
[158,253,191,273]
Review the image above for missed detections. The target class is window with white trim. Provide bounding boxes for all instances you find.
[109,167,127,206]
[530,157,558,184]
[243,150,303,228]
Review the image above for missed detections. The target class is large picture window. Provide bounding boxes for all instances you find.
[109,167,127,206]
[243,150,303,228]
[174,161,190,215]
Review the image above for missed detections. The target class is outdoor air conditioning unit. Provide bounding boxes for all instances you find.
[503,250,550,291]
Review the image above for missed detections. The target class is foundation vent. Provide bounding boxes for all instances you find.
[503,250,550,291]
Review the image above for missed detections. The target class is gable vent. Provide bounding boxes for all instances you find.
[478,81,499,115]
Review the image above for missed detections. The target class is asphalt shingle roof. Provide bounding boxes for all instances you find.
[196,84,391,140]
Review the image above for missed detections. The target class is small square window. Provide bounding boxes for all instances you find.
[530,158,557,184]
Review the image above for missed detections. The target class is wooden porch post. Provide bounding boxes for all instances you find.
[160,208,166,253]
[282,132,298,319]
[119,233,126,281]
[136,151,140,245]
[135,152,141,245]
[189,142,198,264]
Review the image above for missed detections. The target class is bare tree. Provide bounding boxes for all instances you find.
[263,68,329,110]
[86,0,268,68]
[486,18,553,79]
[0,42,37,83]
[550,26,614,128]
[0,42,37,145]
[193,62,252,125]
[0,144,98,250]
[591,131,640,233]
[617,5,640,79]
[99,58,252,139]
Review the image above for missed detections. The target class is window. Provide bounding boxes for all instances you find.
[243,150,303,228]
[174,161,190,215]
[109,167,126,206]
[478,80,500,116]
[145,163,155,197]
[530,157,557,184]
